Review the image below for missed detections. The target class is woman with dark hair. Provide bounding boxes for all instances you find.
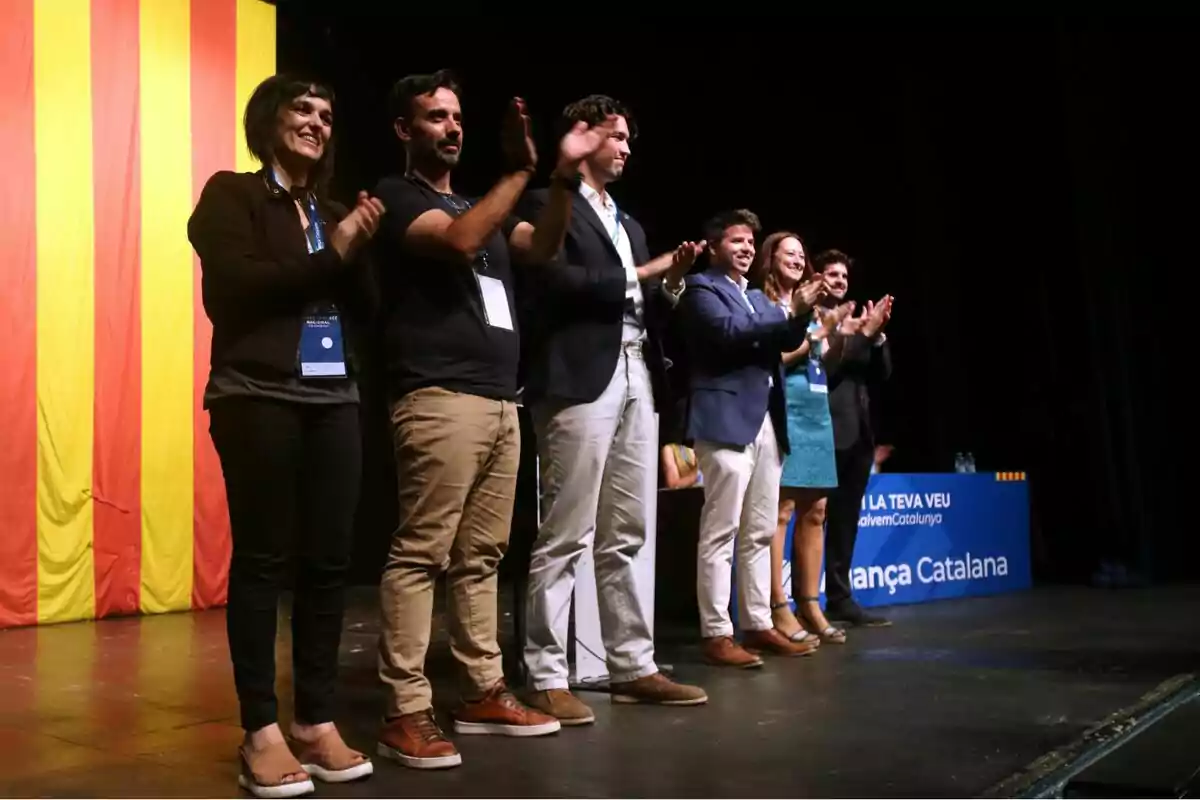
[751,232,853,650]
[188,74,385,797]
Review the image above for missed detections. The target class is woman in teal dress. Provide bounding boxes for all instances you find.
[752,232,854,647]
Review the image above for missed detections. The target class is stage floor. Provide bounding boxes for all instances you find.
[1,585,1197,798]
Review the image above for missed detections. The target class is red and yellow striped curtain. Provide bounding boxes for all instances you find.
[0,0,276,628]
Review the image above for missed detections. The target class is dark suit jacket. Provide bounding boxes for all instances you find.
[677,267,807,452]
[517,188,674,410]
[826,332,892,451]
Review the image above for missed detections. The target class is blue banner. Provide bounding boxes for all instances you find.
[735,472,1031,618]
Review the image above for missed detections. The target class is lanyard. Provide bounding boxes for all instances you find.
[407,173,492,272]
[299,193,324,254]
[271,169,325,254]
[607,199,622,247]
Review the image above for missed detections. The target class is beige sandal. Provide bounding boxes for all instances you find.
[798,597,847,644]
[237,741,314,798]
[288,729,374,784]
[772,601,821,645]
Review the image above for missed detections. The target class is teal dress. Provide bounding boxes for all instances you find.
[779,317,839,489]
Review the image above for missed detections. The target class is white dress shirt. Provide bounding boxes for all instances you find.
[579,182,643,344]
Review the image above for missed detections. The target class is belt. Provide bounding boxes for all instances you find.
[621,339,645,356]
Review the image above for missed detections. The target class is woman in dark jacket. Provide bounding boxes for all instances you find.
[188,74,384,798]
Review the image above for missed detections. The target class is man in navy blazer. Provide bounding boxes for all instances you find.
[678,209,818,667]
[517,95,708,723]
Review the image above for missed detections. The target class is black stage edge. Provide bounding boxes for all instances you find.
[981,673,1199,798]
[1064,695,1200,798]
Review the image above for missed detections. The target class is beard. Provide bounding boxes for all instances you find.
[433,143,460,166]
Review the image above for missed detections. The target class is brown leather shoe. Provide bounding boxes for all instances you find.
[701,636,764,668]
[525,689,596,726]
[743,627,820,657]
[610,672,708,706]
[377,709,462,770]
[454,682,562,737]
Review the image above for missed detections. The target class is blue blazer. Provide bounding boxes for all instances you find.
[678,267,807,452]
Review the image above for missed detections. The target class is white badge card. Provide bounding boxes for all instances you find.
[477,273,514,331]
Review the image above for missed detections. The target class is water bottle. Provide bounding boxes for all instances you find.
[965,452,977,473]
[954,452,967,473]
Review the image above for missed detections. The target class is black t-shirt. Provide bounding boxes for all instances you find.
[373,175,522,402]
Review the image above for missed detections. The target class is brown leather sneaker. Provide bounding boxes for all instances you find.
[610,672,708,706]
[453,682,562,737]
[742,627,820,657]
[525,689,596,726]
[376,709,462,770]
[701,635,764,668]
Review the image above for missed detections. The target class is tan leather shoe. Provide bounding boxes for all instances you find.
[453,682,562,737]
[377,709,462,770]
[610,672,708,706]
[701,636,764,668]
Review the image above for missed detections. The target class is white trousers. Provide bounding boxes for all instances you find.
[524,347,658,690]
[695,413,782,638]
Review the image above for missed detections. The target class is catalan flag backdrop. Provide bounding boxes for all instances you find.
[0,0,275,629]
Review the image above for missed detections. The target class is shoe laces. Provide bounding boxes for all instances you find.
[413,709,446,743]
[496,688,525,712]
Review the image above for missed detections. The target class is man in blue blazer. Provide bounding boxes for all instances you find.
[677,209,819,667]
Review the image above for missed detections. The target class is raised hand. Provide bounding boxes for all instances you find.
[791,276,828,317]
[330,190,385,260]
[502,97,537,173]
[861,294,894,339]
[556,114,618,174]
[666,240,705,284]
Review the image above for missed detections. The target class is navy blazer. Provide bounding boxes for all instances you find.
[677,267,807,451]
[516,188,673,410]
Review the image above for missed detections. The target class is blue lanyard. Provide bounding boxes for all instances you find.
[272,169,324,253]
[302,194,324,253]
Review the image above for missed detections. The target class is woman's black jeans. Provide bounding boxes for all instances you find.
[209,396,361,732]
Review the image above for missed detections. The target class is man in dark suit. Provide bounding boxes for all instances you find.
[677,209,819,667]
[518,95,707,724]
[814,249,894,627]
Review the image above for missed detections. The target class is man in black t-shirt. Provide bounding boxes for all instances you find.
[372,69,616,771]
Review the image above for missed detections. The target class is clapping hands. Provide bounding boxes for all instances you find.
[861,295,894,339]
[791,275,828,317]
[502,97,538,173]
[330,191,385,260]
[557,114,618,175]
[666,240,705,284]
[817,301,856,339]
[837,295,894,339]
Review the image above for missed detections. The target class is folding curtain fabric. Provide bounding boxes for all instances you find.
[0,0,276,628]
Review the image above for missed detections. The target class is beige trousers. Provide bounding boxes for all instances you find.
[378,387,520,716]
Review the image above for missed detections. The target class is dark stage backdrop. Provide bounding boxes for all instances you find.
[271,8,1197,589]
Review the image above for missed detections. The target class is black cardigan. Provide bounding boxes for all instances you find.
[187,170,377,379]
